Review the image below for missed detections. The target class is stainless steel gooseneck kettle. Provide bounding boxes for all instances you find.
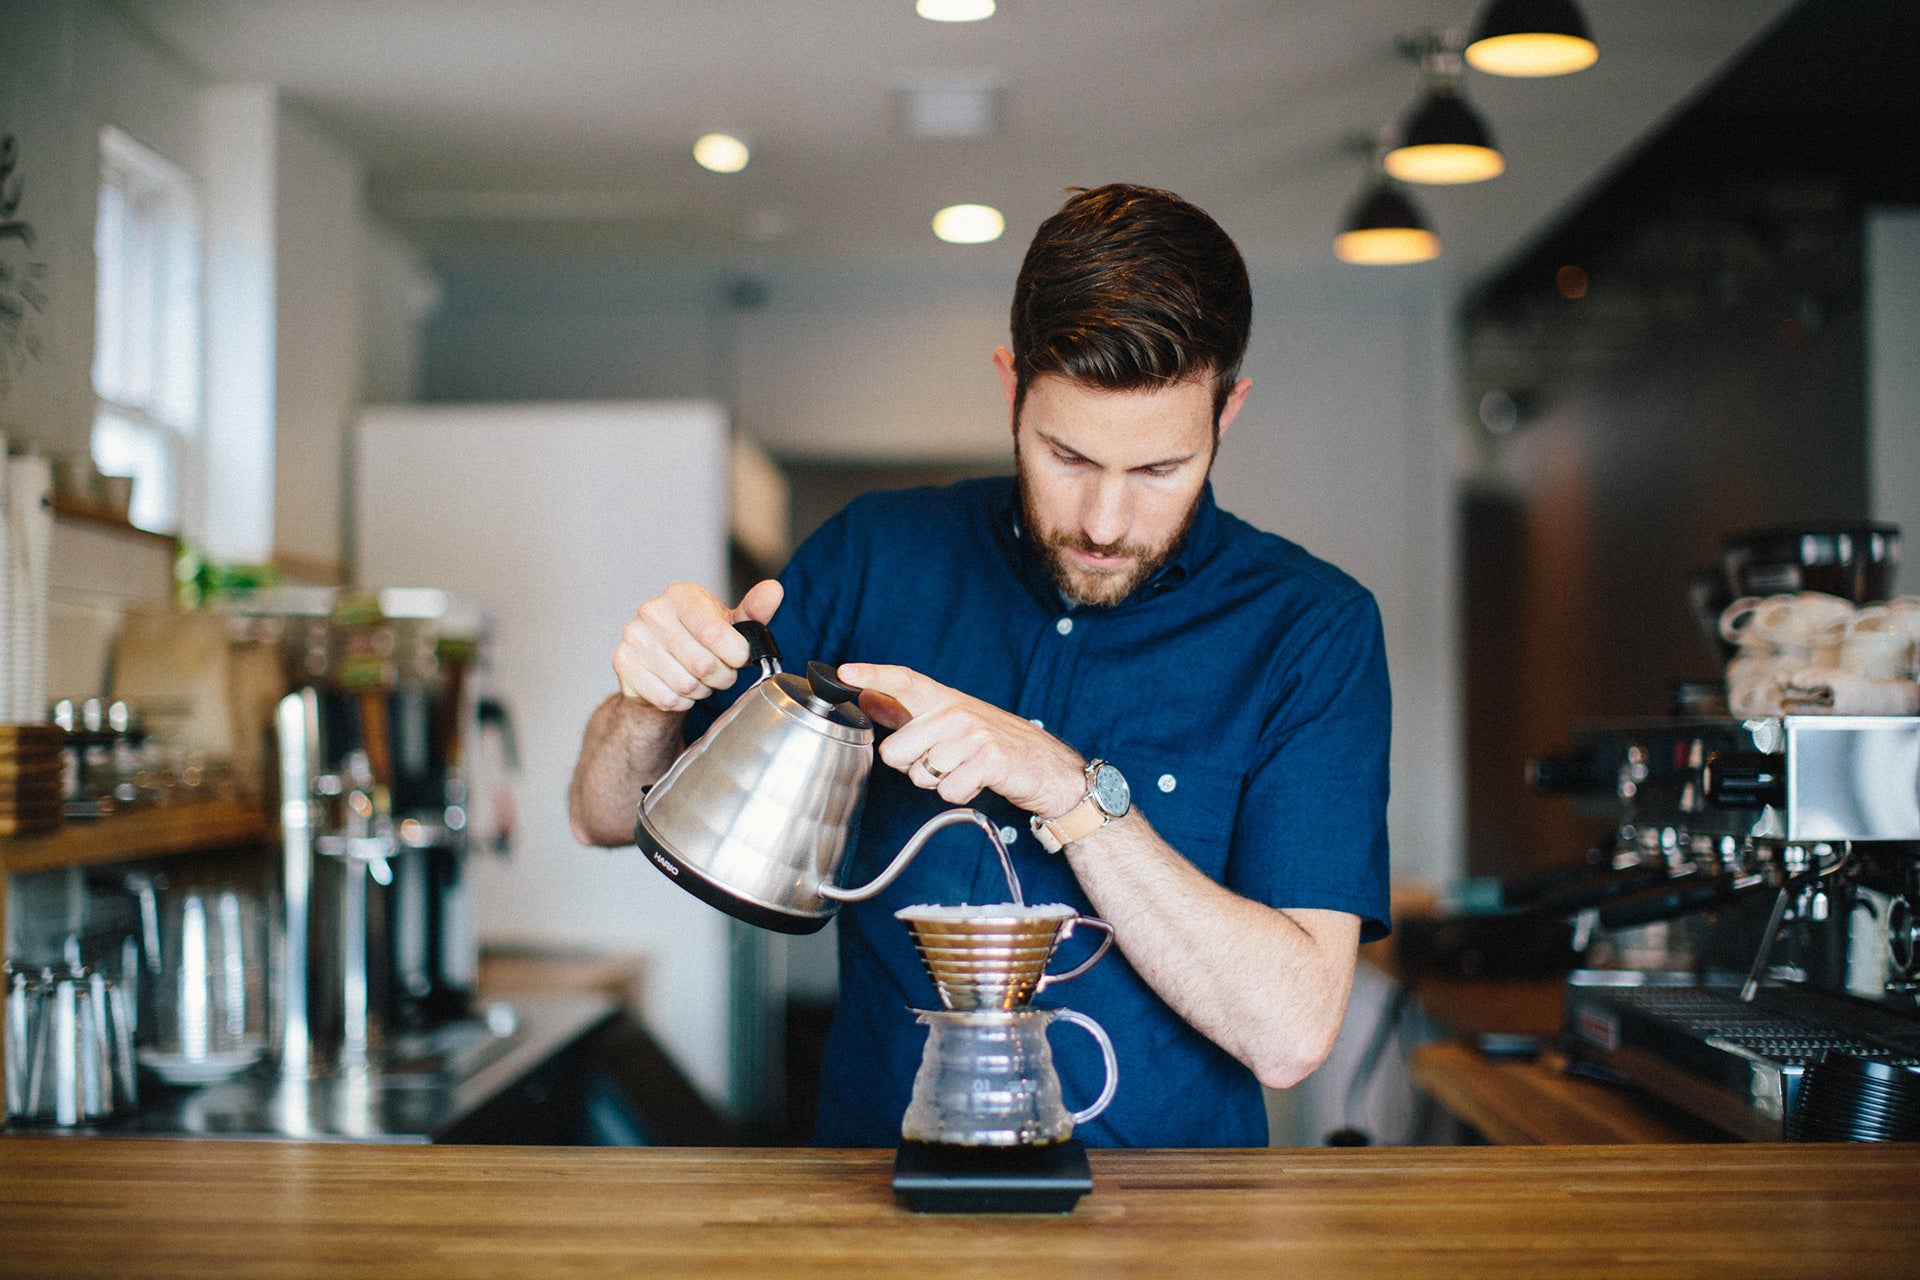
[634,621,910,933]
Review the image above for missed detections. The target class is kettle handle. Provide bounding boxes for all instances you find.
[733,620,783,681]
[819,808,1022,904]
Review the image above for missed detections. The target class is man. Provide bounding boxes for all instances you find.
[570,184,1390,1147]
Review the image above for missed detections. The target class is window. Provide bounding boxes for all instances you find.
[92,127,201,535]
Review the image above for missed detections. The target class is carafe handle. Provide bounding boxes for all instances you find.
[1036,915,1115,990]
[1052,1008,1119,1128]
[820,808,1022,904]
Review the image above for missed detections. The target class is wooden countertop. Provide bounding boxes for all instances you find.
[3,1139,1916,1279]
[1409,1042,1708,1144]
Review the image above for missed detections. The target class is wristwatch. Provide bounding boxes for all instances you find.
[1031,760,1130,853]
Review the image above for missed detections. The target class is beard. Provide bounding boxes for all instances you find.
[1015,443,1207,608]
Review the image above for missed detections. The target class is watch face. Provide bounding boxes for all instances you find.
[1090,763,1130,817]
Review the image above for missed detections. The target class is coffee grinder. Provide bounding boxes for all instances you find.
[273,591,492,1078]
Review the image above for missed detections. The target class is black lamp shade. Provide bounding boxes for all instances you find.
[1386,88,1504,184]
[1348,182,1430,235]
[1403,90,1494,151]
[1334,181,1440,265]
[1467,0,1598,76]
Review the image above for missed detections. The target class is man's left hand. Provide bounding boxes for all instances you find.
[838,663,1087,819]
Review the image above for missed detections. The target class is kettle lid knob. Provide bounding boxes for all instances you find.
[805,661,863,709]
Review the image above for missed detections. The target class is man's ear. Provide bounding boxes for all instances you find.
[992,347,1019,436]
[1216,377,1253,441]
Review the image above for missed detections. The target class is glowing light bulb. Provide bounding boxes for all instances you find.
[917,0,995,22]
[932,204,1004,244]
[693,133,750,174]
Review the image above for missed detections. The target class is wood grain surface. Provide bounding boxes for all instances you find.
[2,1138,1916,1279]
[1409,1041,1707,1144]
[0,798,271,875]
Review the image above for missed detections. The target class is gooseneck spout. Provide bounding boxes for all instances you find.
[819,808,1024,906]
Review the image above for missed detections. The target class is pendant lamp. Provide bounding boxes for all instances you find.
[1386,34,1504,185]
[1334,179,1440,266]
[1465,0,1598,77]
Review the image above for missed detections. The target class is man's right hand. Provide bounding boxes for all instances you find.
[612,579,785,713]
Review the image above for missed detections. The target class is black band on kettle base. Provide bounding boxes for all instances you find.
[633,815,834,936]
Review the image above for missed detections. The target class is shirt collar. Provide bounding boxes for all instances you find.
[995,478,1221,609]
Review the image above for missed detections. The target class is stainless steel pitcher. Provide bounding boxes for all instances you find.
[637,623,1014,933]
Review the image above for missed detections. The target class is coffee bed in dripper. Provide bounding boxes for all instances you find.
[891,901,1118,1214]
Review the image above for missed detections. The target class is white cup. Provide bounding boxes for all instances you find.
[1843,622,1917,681]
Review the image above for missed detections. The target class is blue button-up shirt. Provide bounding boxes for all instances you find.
[685,476,1390,1147]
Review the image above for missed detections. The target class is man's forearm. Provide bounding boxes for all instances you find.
[567,694,689,846]
[1062,814,1359,1090]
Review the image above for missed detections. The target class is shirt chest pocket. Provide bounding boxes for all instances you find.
[1105,748,1242,884]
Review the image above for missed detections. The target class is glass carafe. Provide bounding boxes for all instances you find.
[900,1007,1118,1147]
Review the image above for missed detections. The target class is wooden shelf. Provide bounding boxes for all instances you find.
[0,797,273,875]
[49,496,179,549]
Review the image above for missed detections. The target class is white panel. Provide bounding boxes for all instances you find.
[272,105,364,569]
[200,83,279,562]
[354,399,733,1102]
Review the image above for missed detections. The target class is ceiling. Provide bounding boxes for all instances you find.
[114,0,1796,276]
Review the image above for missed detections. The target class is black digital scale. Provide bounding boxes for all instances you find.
[892,1139,1092,1214]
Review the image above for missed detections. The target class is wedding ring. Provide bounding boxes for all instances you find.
[916,756,948,782]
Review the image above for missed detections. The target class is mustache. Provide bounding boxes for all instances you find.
[1049,528,1147,562]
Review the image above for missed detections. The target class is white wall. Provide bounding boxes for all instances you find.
[0,0,378,575]
[200,83,278,562]
[355,400,736,1104]
[1215,264,1463,889]
[1868,208,1920,549]
[0,0,208,452]
[272,105,366,574]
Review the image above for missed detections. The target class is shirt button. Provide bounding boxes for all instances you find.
[1158,774,1177,793]
[1029,718,1045,730]
[998,825,1020,845]
[1055,617,1073,635]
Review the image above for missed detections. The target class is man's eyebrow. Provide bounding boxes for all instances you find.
[1036,430,1199,471]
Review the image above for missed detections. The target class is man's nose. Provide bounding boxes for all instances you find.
[1081,476,1132,548]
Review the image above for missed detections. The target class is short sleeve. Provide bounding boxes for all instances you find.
[1226,592,1392,942]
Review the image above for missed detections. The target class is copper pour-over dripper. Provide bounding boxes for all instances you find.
[895,903,1115,1011]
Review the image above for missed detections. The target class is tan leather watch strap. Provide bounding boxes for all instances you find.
[1033,795,1109,853]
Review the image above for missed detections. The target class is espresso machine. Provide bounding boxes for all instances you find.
[1485,521,1920,1140]
[1525,713,1920,1139]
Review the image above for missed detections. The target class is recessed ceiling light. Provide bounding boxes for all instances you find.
[694,133,750,174]
[917,0,995,22]
[932,204,1004,244]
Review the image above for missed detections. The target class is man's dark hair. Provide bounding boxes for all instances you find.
[1008,183,1252,427]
